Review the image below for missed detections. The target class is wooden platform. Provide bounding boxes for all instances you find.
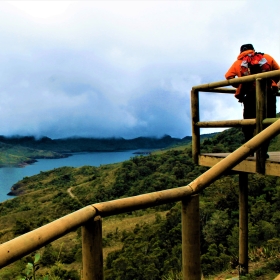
[199,152,280,177]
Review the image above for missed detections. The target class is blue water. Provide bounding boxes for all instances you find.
[0,150,139,203]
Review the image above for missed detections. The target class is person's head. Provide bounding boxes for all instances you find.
[240,44,254,53]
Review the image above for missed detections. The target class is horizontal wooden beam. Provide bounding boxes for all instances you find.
[192,70,280,90]
[263,118,280,125]
[0,206,97,268]
[196,119,255,128]
[195,118,280,128]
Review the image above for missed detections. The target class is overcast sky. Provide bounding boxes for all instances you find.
[0,1,279,139]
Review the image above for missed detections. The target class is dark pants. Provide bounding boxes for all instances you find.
[242,85,277,153]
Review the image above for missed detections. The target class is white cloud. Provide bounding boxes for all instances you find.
[0,1,279,138]
[9,1,70,19]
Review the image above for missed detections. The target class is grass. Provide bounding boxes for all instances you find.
[152,144,190,155]
[102,210,167,258]
[0,208,168,279]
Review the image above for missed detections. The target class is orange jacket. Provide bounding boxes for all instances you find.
[225,50,280,96]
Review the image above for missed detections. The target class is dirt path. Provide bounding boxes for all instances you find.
[67,187,76,198]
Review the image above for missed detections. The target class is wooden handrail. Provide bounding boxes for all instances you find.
[191,70,280,276]
[0,206,96,268]
[195,118,279,128]
[192,70,280,90]
[196,119,256,128]
[191,70,280,164]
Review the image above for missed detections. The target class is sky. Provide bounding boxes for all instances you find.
[0,1,279,139]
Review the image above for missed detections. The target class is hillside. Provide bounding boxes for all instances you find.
[0,142,67,167]
[0,127,280,279]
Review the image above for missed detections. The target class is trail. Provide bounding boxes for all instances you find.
[67,187,76,198]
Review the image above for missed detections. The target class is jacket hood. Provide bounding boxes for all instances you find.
[237,49,255,60]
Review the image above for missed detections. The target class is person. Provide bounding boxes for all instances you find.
[225,44,280,156]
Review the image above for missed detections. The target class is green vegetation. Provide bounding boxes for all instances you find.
[0,126,280,279]
[0,135,190,154]
[19,253,41,280]
[0,142,66,167]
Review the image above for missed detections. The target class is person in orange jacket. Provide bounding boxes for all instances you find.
[225,44,279,156]
[225,44,279,100]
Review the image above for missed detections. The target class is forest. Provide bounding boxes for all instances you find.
[0,134,193,154]
[0,126,280,279]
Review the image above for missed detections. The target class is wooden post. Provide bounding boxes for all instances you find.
[255,78,266,174]
[82,216,103,280]
[191,89,200,164]
[239,172,248,276]
[182,195,201,280]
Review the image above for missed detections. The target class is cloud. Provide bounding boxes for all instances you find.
[0,1,279,139]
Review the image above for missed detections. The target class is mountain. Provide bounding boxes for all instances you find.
[0,133,220,152]
[0,133,221,167]
[0,135,183,152]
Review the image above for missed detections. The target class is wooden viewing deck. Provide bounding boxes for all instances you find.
[199,151,280,177]
[191,72,280,277]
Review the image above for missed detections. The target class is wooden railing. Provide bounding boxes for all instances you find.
[0,70,280,280]
[191,70,280,174]
[191,69,280,276]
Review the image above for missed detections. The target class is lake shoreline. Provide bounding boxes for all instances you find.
[6,150,153,197]
[0,149,150,169]
[0,154,71,169]
[0,149,154,168]
[0,150,147,202]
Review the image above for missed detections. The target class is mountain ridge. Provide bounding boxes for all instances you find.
[0,133,219,167]
[0,133,218,152]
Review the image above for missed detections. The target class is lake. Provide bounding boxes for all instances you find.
[0,150,142,203]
